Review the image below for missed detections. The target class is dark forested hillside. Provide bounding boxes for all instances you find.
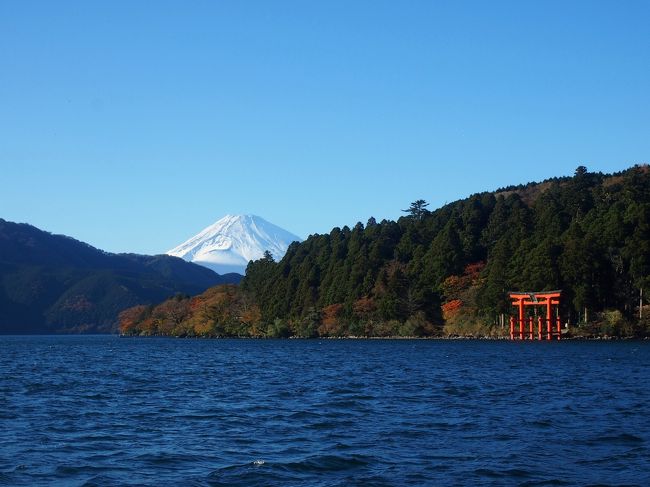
[117,165,650,338]
[237,165,650,337]
[0,220,241,333]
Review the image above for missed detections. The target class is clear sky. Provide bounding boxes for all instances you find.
[1,1,648,254]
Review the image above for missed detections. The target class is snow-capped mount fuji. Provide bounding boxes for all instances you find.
[167,215,302,276]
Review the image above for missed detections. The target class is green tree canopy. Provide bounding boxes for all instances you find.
[402,199,431,220]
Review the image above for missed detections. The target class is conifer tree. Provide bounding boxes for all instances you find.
[403,199,431,220]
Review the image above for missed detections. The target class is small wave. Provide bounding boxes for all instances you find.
[24,382,71,394]
[133,451,209,466]
[518,479,573,486]
[79,474,123,487]
[287,410,323,420]
[529,419,553,428]
[474,467,533,479]
[206,462,297,486]
[54,464,115,476]
[320,399,363,409]
[442,385,474,398]
[592,432,645,445]
[307,421,341,431]
[283,453,372,473]
[491,433,517,441]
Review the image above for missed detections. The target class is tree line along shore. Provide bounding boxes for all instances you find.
[120,166,650,339]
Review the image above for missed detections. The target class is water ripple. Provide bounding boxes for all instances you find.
[1,337,649,486]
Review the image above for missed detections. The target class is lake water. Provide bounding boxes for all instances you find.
[0,336,649,486]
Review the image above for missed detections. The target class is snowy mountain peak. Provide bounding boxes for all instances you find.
[167,215,302,275]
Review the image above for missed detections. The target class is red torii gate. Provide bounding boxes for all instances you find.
[509,291,562,340]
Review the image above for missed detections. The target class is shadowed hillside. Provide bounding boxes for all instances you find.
[0,220,241,333]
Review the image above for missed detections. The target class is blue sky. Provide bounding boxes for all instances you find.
[1,1,648,254]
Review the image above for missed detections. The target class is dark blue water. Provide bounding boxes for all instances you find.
[1,337,649,486]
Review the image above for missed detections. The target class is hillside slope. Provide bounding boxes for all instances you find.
[0,219,240,333]
[240,165,650,336]
[119,165,650,338]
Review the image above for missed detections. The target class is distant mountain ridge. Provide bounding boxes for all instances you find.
[0,219,240,334]
[167,214,302,275]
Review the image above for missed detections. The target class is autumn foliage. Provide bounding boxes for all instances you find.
[318,303,345,336]
[119,286,438,338]
[119,285,263,337]
[440,262,488,335]
[441,299,463,321]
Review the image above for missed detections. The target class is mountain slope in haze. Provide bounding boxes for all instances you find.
[167,214,303,275]
[0,219,240,334]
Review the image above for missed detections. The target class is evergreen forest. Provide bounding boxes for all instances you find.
[120,165,650,338]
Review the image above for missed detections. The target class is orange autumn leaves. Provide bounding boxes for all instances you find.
[118,285,263,337]
[440,262,485,327]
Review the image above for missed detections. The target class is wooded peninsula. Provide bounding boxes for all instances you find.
[119,166,650,338]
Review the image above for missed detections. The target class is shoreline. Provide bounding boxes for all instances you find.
[2,333,647,340]
[116,333,650,341]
